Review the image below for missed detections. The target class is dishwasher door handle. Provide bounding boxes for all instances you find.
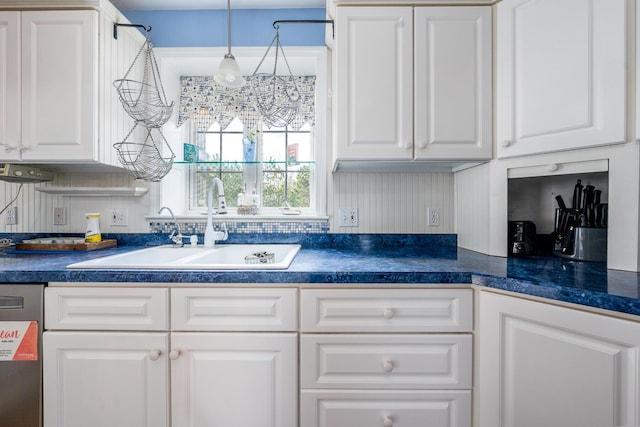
[0,296,24,309]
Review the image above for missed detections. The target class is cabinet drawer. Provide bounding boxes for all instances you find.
[300,390,471,427]
[171,288,297,331]
[300,334,472,390]
[300,289,472,332]
[45,287,168,331]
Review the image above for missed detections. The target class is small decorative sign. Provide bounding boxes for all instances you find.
[0,321,38,361]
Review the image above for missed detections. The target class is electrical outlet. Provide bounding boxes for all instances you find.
[339,208,359,227]
[53,207,66,225]
[5,206,17,225]
[427,207,440,226]
[110,208,128,226]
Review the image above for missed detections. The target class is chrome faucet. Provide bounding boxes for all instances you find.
[204,177,228,247]
[158,206,184,247]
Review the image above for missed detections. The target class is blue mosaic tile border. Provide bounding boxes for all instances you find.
[149,220,330,235]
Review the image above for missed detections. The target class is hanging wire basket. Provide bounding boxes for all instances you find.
[249,28,301,128]
[114,38,174,128]
[114,123,175,182]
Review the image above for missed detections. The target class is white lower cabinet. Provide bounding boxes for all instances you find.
[43,332,169,427]
[478,290,640,427]
[300,288,473,427]
[171,332,297,427]
[301,390,471,427]
[43,286,298,427]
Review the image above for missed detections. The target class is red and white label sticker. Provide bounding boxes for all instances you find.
[0,321,38,361]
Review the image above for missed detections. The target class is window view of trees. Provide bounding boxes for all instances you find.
[190,119,313,212]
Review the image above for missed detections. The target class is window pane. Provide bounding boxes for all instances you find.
[262,171,287,207]
[262,131,286,162]
[287,135,311,162]
[287,170,311,208]
[202,133,221,161]
[221,133,243,162]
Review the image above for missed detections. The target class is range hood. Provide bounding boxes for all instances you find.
[0,164,54,183]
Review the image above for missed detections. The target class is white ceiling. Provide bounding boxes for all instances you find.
[111,0,325,10]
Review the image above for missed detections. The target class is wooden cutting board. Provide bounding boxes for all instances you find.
[16,239,117,251]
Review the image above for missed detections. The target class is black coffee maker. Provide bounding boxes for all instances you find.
[508,221,536,256]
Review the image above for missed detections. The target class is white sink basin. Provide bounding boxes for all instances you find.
[67,244,301,270]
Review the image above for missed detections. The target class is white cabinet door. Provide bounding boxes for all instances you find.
[334,6,414,161]
[43,331,169,427]
[21,10,98,161]
[171,332,297,427]
[414,7,492,160]
[0,12,20,161]
[478,291,640,427]
[496,0,626,158]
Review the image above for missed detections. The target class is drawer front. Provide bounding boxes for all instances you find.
[171,288,298,331]
[301,334,472,389]
[300,289,472,332]
[300,390,471,427]
[45,287,168,331]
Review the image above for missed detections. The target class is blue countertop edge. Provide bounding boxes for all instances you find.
[1,233,639,318]
[472,274,640,317]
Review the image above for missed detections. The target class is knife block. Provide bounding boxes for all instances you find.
[554,227,607,262]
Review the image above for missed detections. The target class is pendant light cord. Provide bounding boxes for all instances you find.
[226,0,231,55]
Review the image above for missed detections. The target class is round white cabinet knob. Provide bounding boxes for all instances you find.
[382,360,394,373]
[382,415,394,427]
[547,163,559,172]
[169,350,181,360]
[501,140,511,147]
[148,349,161,361]
[383,308,394,319]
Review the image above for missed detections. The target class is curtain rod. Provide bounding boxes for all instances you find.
[113,23,152,40]
[272,19,335,39]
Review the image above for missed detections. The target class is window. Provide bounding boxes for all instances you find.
[155,47,327,218]
[188,118,314,214]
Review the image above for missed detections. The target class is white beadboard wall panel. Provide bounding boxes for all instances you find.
[455,164,490,253]
[3,171,455,235]
[329,172,455,233]
[0,172,152,233]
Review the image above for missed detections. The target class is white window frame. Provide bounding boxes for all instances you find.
[153,46,328,218]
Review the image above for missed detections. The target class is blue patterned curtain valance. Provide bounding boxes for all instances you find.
[178,76,316,131]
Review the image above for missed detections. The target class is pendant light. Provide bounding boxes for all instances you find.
[214,0,246,88]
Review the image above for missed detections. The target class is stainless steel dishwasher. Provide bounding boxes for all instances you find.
[0,284,44,427]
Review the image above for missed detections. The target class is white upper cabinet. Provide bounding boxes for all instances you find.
[334,7,414,161]
[21,11,97,162]
[0,10,98,162]
[333,6,492,167]
[0,4,145,167]
[414,7,492,160]
[496,0,626,158]
[0,12,20,161]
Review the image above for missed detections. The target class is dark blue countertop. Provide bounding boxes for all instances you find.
[1,233,639,317]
